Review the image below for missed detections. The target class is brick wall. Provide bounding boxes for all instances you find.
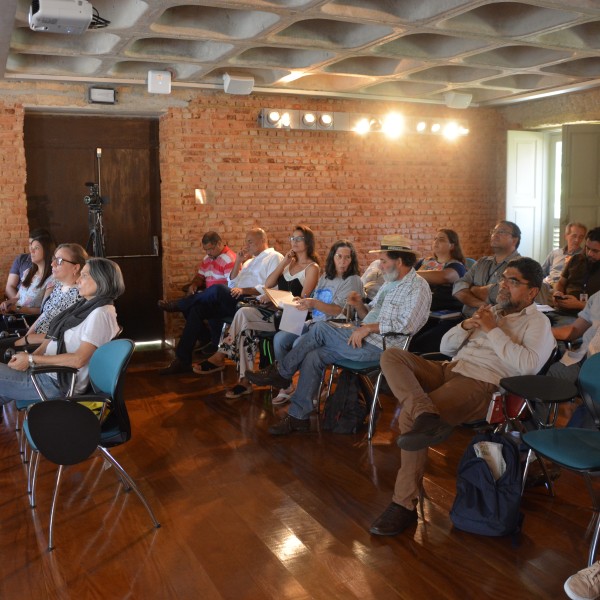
[0,101,29,278]
[159,92,508,336]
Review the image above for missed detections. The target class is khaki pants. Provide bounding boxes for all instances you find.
[380,349,497,510]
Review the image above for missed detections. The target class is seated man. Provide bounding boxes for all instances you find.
[245,234,432,435]
[369,257,554,537]
[552,226,600,322]
[541,221,586,287]
[452,220,521,317]
[159,228,282,374]
[158,231,236,315]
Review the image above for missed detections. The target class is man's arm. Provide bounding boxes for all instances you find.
[4,273,19,299]
[552,317,591,341]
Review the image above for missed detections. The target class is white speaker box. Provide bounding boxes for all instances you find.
[148,70,171,94]
[223,73,254,95]
[444,92,472,109]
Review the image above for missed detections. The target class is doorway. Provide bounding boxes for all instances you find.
[24,113,163,342]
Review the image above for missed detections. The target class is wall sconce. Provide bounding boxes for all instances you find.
[195,188,207,204]
[258,108,468,139]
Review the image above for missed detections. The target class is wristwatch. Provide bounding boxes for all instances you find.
[27,353,35,368]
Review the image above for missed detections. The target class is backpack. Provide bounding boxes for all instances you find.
[449,432,523,537]
[322,371,368,434]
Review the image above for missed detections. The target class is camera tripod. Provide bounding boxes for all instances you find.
[86,205,105,258]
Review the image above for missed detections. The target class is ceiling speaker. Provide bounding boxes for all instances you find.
[444,92,472,109]
[223,73,254,95]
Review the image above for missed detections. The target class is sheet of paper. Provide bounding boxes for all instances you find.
[473,441,506,481]
[278,302,308,335]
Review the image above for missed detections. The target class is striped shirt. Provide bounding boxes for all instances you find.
[197,245,237,288]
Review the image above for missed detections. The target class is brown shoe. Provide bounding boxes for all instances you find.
[268,414,310,435]
[369,502,418,536]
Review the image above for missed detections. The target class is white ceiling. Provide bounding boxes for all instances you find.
[5,0,600,106]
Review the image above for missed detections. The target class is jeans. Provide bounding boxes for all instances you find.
[279,321,381,420]
[0,363,63,405]
[273,325,309,363]
[176,284,239,364]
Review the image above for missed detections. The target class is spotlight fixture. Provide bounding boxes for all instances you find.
[258,108,468,139]
[318,113,333,129]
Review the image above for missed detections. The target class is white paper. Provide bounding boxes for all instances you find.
[278,302,308,335]
[473,441,506,481]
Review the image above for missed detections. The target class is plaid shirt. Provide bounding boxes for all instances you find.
[197,245,236,288]
[362,269,431,349]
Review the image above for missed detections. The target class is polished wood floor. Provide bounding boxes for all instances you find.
[0,347,594,599]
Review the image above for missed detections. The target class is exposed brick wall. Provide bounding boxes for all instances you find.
[159,92,508,337]
[0,101,29,280]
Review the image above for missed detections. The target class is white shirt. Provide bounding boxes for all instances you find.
[45,305,120,393]
[228,248,283,294]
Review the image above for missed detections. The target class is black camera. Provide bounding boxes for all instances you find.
[83,181,105,208]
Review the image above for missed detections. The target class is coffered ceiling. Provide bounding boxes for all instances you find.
[4,0,600,106]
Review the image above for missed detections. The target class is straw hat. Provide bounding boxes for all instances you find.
[369,234,419,256]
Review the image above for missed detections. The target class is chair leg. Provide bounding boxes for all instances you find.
[97,446,160,529]
[367,372,385,441]
[584,473,600,566]
[48,464,64,551]
[28,450,40,507]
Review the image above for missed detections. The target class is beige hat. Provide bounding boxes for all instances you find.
[369,234,419,256]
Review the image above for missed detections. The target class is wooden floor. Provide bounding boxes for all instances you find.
[0,347,594,599]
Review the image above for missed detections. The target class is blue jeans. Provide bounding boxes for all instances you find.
[0,363,63,405]
[273,325,309,363]
[279,321,381,420]
[175,284,239,364]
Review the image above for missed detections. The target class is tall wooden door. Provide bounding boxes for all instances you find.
[24,114,163,342]
[562,124,600,234]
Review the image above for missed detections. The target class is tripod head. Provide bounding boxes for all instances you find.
[83,182,108,210]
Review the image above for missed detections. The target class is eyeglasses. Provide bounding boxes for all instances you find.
[335,253,352,260]
[52,256,78,266]
[290,236,305,242]
[500,275,529,288]
[490,229,514,237]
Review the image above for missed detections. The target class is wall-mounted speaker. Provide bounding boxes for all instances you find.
[223,73,254,95]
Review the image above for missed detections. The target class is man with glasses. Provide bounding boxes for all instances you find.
[452,220,521,317]
[369,257,554,538]
[552,226,600,317]
[159,228,282,375]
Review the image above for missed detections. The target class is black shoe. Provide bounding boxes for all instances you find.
[158,358,192,376]
[396,413,453,451]
[268,414,310,435]
[158,299,180,313]
[246,363,292,389]
[369,502,418,536]
[194,342,219,358]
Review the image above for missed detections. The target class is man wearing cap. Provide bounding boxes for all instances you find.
[452,220,521,317]
[245,234,432,435]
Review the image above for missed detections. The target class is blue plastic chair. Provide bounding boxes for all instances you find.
[24,339,160,550]
[523,353,600,566]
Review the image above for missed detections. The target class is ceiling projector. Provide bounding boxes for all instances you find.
[29,0,93,34]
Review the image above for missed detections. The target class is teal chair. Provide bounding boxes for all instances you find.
[523,353,600,566]
[24,339,160,550]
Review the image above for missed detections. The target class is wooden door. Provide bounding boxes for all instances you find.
[24,114,163,342]
[562,124,600,236]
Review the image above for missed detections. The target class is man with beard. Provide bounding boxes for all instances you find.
[453,220,521,317]
[552,226,600,316]
[245,235,432,436]
[369,257,554,537]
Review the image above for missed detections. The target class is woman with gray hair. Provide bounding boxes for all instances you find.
[0,257,124,403]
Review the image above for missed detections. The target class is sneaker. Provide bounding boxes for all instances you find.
[369,502,418,536]
[268,414,310,436]
[225,384,253,399]
[396,413,453,451]
[245,362,292,389]
[565,561,600,600]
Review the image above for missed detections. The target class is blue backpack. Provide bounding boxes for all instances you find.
[449,432,523,537]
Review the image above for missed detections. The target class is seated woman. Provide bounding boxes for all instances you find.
[0,244,88,359]
[271,239,363,405]
[0,257,124,404]
[4,228,52,301]
[194,225,320,399]
[408,228,466,354]
[0,231,55,322]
